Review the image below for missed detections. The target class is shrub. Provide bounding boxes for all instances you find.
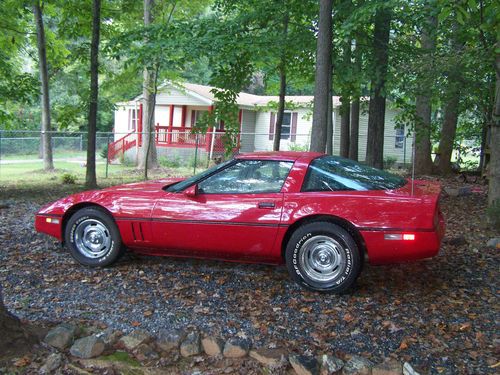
[61,173,77,184]
[100,145,108,160]
[383,156,398,170]
[159,156,181,168]
[288,143,309,152]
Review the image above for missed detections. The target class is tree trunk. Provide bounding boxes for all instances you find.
[326,72,333,155]
[414,13,437,175]
[339,40,351,157]
[340,98,350,157]
[436,96,459,174]
[85,0,100,189]
[349,97,359,160]
[33,1,53,171]
[0,286,36,357]
[436,25,463,175]
[365,7,391,169]
[488,48,500,211]
[273,11,289,151]
[138,0,159,172]
[310,0,333,153]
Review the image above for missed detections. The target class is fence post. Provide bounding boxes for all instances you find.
[80,134,83,151]
[194,133,199,175]
[0,130,2,179]
[105,133,111,179]
[403,135,406,165]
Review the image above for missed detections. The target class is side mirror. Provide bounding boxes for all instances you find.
[183,184,198,198]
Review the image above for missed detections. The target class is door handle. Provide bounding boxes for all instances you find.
[258,202,275,209]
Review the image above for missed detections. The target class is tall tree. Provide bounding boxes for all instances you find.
[138,0,159,172]
[33,0,54,171]
[85,0,101,188]
[310,0,333,153]
[436,23,463,175]
[273,8,289,151]
[365,7,391,169]
[414,11,437,175]
[488,45,499,213]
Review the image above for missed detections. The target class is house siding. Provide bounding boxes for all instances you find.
[155,87,210,106]
[333,107,411,163]
[240,109,256,152]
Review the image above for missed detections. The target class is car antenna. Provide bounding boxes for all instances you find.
[411,132,416,196]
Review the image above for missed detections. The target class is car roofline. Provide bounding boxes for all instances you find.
[235,151,324,162]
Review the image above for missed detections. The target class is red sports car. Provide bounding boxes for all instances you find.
[35,152,445,293]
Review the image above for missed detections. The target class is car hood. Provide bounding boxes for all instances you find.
[100,177,185,194]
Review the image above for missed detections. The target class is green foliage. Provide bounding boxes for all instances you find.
[159,156,181,168]
[60,173,77,184]
[100,144,108,160]
[383,156,398,170]
[288,143,309,152]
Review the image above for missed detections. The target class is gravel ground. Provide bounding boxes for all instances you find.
[0,186,498,374]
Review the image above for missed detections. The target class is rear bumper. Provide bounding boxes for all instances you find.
[362,216,445,265]
[35,214,63,241]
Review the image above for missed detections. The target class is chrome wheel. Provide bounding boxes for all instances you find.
[73,219,111,258]
[299,235,346,283]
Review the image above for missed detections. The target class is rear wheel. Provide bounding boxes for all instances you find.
[64,207,124,267]
[285,222,362,293]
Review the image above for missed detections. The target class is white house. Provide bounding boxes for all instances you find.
[111,82,412,163]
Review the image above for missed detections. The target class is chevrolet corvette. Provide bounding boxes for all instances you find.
[35,152,445,293]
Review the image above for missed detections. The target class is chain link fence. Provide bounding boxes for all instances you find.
[0,129,416,184]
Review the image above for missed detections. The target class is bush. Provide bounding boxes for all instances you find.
[61,173,77,184]
[100,144,108,160]
[383,156,398,170]
[159,156,181,168]
[288,143,309,152]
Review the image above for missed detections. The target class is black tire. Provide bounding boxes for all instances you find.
[285,221,362,293]
[64,207,124,267]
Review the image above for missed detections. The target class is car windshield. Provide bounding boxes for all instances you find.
[164,159,234,192]
[302,156,407,192]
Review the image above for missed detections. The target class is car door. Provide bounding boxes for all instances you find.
[150,160,293,262]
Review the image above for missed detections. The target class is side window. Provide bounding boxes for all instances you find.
[302,165,347,192]
[198,160,293,194]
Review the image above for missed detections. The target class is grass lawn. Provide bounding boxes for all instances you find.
[1,150,90,160]
[0,159,199,200]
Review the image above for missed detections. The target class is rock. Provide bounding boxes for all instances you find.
[119,330,152,351]
[444,187,459,197]
[44,324,77,350]
[372,359,402,375]
[402,362,420,375]
[487,238,500,249]
[134,343,159,362]
[249,348,287,367]
[70,335,105,359]
[39,353,63,374]
[180,332,201,357]
[319,354,344,374]
[156,328,186,352]
[289,354,319,375]
[223,337,251,358]
[445,236,467,246]
[201,336,224,356]
[97,328,122,347]
[343,355,374,375]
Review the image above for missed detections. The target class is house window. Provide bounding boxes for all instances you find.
[280,112,292,140]
[395,127,404,149]
[128,109,138,131]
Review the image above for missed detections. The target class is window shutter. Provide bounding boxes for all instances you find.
[291,112,298,142]
[269,112,275,140]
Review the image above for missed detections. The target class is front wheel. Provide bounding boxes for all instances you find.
[64,207,124,267]
[285,222,362,293]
